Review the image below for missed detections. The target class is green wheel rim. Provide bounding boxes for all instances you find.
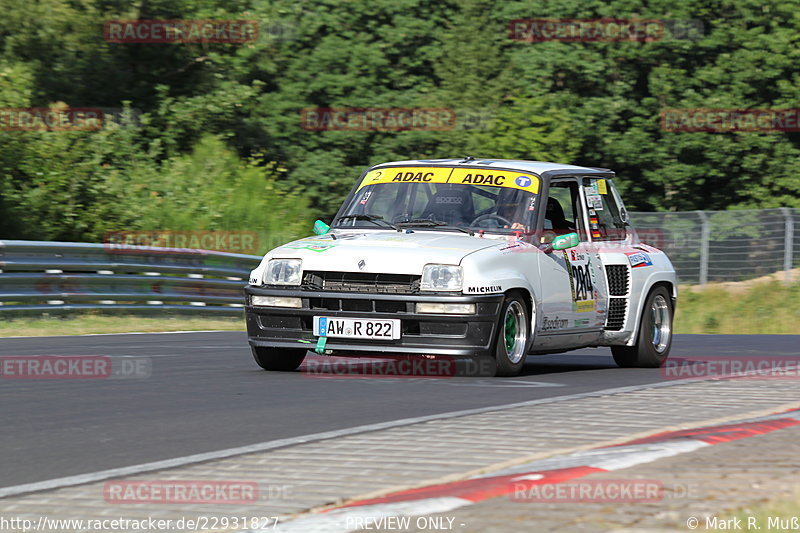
[501,300,527,365]
[504,313,516,351]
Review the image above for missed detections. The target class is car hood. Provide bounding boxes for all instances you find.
[268,231,502,274]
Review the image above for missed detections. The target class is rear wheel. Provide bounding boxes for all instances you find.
[251,346,306,371]
[493,294,529,377]
[612,286,673,368]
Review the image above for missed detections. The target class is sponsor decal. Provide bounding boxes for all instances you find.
[569,250,586,261]
[574,318,591,328]
[458,173,506,186]
[626,251,653,268]
[542,316,568,331]
[515,175,533,188]
[358,167,540,193]
[465,285,502,294]
[563,251,596,313]
[435,196,463,204]
[595,179,608,194]
[281,238,336,253]
[585,193,603,210]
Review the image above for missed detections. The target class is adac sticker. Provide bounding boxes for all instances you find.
[359,167,452,190]
[596,179,608,194]
[448,168,539,192]
[626,251,653,268]
[358,167,540,193]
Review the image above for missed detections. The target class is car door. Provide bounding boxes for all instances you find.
[535,178,607,346]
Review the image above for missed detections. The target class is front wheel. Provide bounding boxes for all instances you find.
[251,346,306,371]
[493,294,530,377]
[611,286,673,368]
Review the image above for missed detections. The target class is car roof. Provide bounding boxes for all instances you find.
[370,158,614,178]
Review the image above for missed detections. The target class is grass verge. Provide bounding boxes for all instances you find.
[731,490,800,530]
[675,280,800,334]
[0,314,245,337]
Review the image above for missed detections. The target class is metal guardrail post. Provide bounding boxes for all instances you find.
[780,207,794,284]
[697,211,709,285]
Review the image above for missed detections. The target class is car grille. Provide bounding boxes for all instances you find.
[302,271,421,294]
[308,298,410,313]
[605,298,627,330]
[605,265,630,296]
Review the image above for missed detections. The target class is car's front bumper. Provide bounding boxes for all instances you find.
[244,286,504,357]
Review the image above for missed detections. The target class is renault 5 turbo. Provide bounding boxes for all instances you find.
[244,158,676,377]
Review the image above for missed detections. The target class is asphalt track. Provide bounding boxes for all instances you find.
[0,333,796,488]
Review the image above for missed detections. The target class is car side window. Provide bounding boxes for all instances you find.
[582,177,626,241]
[545,179,585,241]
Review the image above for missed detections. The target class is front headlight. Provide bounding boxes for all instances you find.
[420,264,463,291]
[264,259,302,285]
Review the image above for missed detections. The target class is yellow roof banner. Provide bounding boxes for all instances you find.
[358,167,540,193]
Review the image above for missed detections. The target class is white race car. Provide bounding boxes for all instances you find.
[245,158,676,376]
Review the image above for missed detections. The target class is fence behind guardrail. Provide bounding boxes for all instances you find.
[0,240,261,315]
[630,208,798,285]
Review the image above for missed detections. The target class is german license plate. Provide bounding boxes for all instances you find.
[313,317,401,340]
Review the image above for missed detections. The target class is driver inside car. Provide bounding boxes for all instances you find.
[495,188,528,231]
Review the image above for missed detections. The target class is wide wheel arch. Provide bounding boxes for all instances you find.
[503,287,536,352]
[628,280,676,345]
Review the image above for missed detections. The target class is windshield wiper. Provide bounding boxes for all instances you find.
[336,214,397,229]
[396,219,474,235]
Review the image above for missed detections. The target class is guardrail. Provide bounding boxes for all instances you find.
[0,240,262,315]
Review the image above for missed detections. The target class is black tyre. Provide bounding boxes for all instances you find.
[251,346,307,371]
[612,286,673,368]
[493,294,530,377]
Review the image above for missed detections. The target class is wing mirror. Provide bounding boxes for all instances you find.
[312,220,330,235]
[550,232,579,251]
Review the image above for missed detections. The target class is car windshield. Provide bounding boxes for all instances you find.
[334,166,541,233]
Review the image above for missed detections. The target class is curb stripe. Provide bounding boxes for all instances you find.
[264,407,800,533]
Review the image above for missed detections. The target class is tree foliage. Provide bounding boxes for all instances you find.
[0,0,798,242]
